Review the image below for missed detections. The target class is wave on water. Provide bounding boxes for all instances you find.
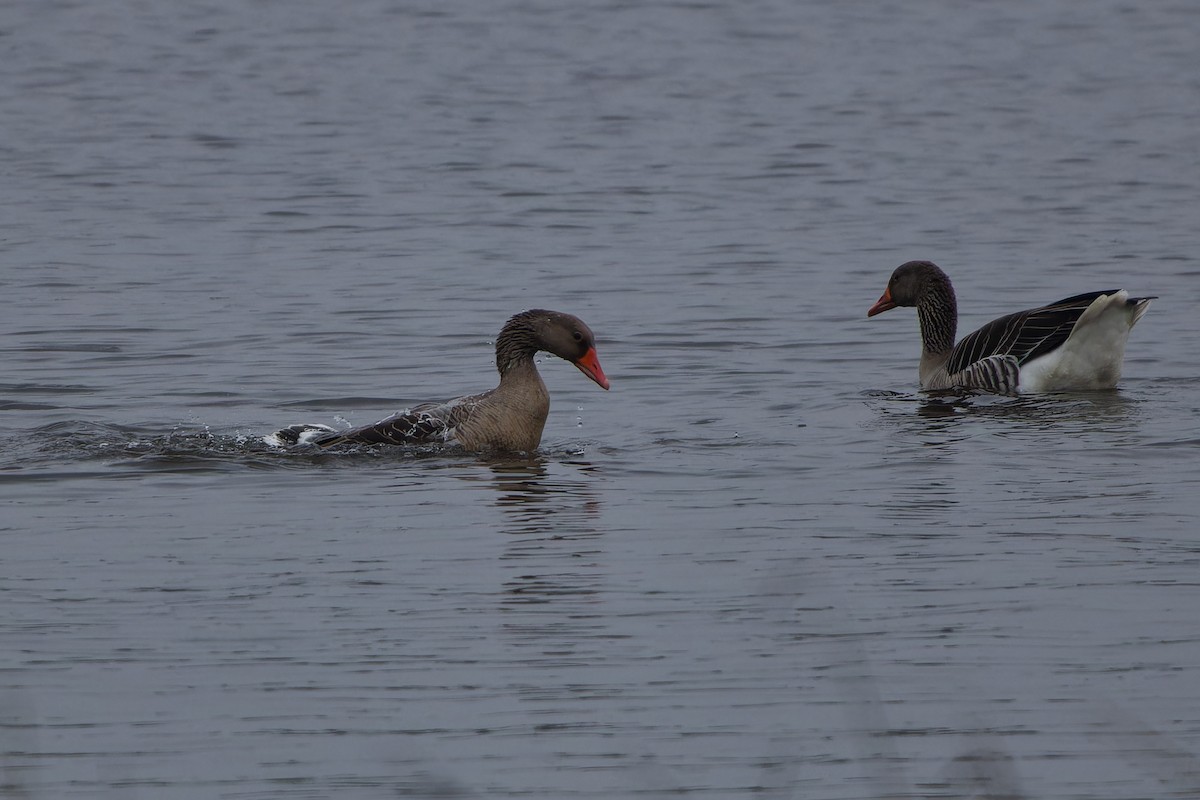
[1,420,464,477]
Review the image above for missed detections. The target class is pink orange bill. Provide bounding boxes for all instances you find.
[867,287,896,317]
[574,347,610,390]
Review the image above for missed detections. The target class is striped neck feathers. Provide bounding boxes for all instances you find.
[916,279,958,356]
[495,311,545,377]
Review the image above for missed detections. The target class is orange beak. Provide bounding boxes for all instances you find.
[573,347,610,390]
[867,287,896,317]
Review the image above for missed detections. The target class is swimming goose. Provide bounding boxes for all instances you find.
[867,260,1153,394]
[268,309,609,451]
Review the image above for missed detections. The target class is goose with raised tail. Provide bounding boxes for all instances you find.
[867,260,1153,394]
[267,309,609,452]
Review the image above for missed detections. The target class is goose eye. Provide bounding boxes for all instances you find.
[572,331,584,342]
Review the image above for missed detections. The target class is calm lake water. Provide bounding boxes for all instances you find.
[3,1,1199,798]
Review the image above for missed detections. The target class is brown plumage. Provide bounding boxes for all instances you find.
[269,310,609,452]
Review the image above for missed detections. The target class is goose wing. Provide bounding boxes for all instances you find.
[946,290,1116,375]
[312,394,483,448]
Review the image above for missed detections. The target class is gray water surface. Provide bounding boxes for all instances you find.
[3,2,1200,798]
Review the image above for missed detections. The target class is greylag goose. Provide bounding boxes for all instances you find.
[268,309,609,451]
[867,260,1153,394]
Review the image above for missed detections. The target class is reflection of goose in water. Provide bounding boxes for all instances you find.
[868,261,1153,394]
[267,310,609,452]
[477,456,605,607]
[485,456,602,539]
[865,388,1143,439]
[486,455,552,512]
[860,390,1146,525]
[910,391,1142,430]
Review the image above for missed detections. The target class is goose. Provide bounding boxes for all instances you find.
[867,260,1153,394]
[267,309,609,451]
